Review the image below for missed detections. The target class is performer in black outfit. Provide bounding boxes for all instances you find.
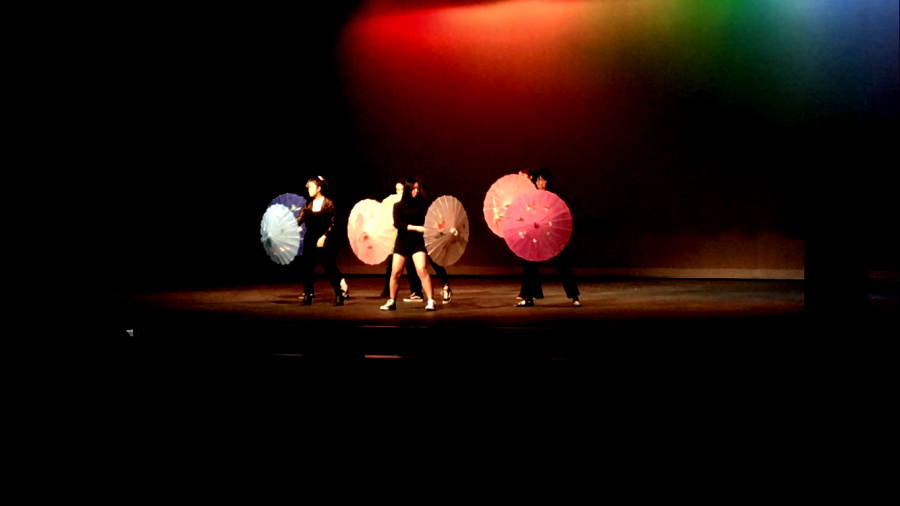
[516,168,581,308]
[381,177,436,311]
[297,175,349,306]
[382,178,419,297]
[399,177,453,304]
[380,178,453,303]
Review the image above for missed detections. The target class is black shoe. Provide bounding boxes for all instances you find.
[301,294,313,305]
[535,292,544,300]
[334,294,344,306]
[516,298,534,307]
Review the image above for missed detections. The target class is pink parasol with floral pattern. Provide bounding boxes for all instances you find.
[501,190,572,262]
[483,174,536,237]
[424,195,469,266]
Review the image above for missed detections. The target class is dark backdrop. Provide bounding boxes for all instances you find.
[80,1,897,294]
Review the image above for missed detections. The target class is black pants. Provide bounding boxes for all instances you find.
[384,254,449,294]
[303,245,343,297]
[521,248,579,299]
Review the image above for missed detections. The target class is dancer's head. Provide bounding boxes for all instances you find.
[401,177,426,204]
[414,177,427,199]
[518,166,535,182]
[535,168,553,191]
[306,175,328,198]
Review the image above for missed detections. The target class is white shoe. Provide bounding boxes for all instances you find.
[403,293,423,302]
[425,299,436,311]
[442,285,452,304]
[380,299,396,311]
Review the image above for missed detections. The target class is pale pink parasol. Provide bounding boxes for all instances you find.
[380,194,401,254]
[348,199,396,265]
[502,190,573,262]
[424,195,469,266]
[483,174,536,237]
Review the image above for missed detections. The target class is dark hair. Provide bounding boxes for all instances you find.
[400,177,427,206]
[518,166,535,181]
[306,175,328,194]
[535,168,553,191]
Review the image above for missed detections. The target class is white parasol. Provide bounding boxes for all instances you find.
[260,203,301,265]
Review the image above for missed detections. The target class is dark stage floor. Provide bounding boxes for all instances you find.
[111,276,831,357]
[107,276,897,359]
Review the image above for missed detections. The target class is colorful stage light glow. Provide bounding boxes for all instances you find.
[340,0,897,140]
[336,0,893,274]
[338,0,671,167]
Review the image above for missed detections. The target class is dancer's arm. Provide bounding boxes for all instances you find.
[393,202,403,230]
[324,199,335,236]
[296,203,307,226]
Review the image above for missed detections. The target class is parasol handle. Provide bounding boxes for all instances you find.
[450,228,458,236]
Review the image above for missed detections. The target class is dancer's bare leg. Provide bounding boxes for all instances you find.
[390,253,405,301]
[411,251,433,301]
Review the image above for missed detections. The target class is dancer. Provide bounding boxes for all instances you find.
[381,178,419,297]
[296,175,349,306]
[402,177,453,304]
[381,179,453,304]
[381,177,437,311]
[516,168,581,308]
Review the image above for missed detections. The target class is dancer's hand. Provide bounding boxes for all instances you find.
[317,236,326,248]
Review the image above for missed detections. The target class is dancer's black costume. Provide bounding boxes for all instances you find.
[382,188,451,299]
[393,195,430,257]
[297,198,344,299]
[520,251,579,299]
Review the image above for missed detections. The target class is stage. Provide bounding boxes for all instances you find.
[108,276,845,360]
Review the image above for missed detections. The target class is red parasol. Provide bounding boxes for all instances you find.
[424,195,469,266]
[347,199,395,265]
[502,190,573,262]
[483,174,536,237]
